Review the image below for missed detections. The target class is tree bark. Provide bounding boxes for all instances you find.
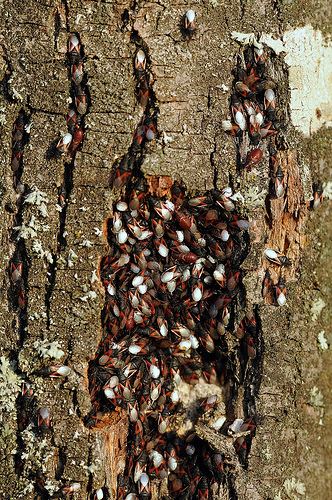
[0,1,331,499]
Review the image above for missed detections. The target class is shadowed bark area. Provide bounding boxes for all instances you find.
[0,1,331,500]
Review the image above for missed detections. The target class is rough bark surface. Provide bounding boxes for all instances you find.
[0,1,331,500]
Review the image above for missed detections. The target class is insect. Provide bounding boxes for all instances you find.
[312,181,323,210]
[68,35,81,60]
[92,488,105,500]
[199,395,217,414]
[38,407,50,436]
[231,97,247,131]
[264,88,277,120]
[54,483,81,497]
[21,382,33,408]
[135,50,146,78]
[11,149,22,171]
[260,121,278,138]
[244,148,263,168]
[35,365,71,378]
[133,125,147,148]
[56,133,72,153]
[221,120,242,137]
[111,154,135,190]
[138,81,149,108]
[262,269,272,298]
[197,477,209,499]
[17,290,26,309]
[275,278,286,306]
[264,248,291,266]
[144,119,156,141]
[12,115,24,144]
[13,176,25,194]
[229,215,250,230]
[226,270,240,291]
[254,46,265,66]
[10,262,22,283]
[235,81,255,99]
[70,127,83,154]
[66,109,78,133]
[184,10,196,33]
[75,86,88,114]
[273,166,285,198]
[245,337,256,358]
[71,62,84,84]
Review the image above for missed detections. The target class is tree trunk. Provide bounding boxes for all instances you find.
[0,1,331,499]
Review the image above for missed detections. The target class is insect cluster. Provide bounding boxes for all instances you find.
[262,249,290,306]
[222,41,286,202]
[11,112,26,195]
[56,35,85,156]
[222,42,279,147]
[9,112,27,311]
[87,21,261,497]
[222,42,294,307]
[90,178,258,499]
[9,36,87,498]
[111,46,157,192]
[110,10,198,190]
[8,12,326,500]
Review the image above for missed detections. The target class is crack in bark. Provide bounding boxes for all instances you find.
[0,44,16,104]
[8,110,32,486]
[45,29,90,330]
[8,111,31,346]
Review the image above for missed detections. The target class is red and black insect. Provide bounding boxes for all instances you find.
[21,381,33,408]
[312,180,323,210]
[17,289,26,309]
[10,262,22,283]
[264,248,291,266]
[231,96,247,131]
[34,365,71,378]
[53,483,81,498]
[244,337,256,359]
[66,109,79,134]
[11,149,22,172]
[56,133,72,154]
[275,277,287,306]
[37,407,50,437]
[273,165,285,198]
[68,35,81,63]
[138,79,149,107]
[111,154,135,190]
[264,88,277,120]
[254,46,265,66]
[262,269,272,298]
[221,120,242,137]
[197,477,209,500]
[199,395,217,414]
[70,127,83,154]
[71,62,84,84]
[12,114,24,145]
[75,86,88,115]
[135,49,146,79]
[184,9,196,35]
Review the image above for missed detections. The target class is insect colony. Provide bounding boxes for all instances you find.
[10,9,323,500]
